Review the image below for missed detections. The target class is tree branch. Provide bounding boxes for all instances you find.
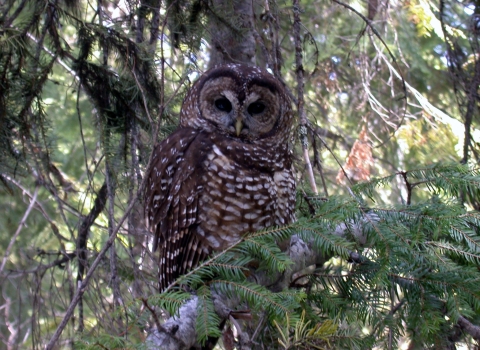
[0,187,39,275]
[457,315,480,341]
[144,215,371,349]
[144,207,480,349]
[293,0,318,195]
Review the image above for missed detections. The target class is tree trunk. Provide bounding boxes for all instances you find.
[206,0,258,68]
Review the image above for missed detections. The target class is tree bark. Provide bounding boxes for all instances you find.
[206,0,258,68]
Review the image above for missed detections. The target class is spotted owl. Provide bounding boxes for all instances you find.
[145,64,296,291]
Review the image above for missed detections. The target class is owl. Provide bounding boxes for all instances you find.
[145,64,296,291]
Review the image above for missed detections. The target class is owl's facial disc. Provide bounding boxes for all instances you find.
[199,76,281,140]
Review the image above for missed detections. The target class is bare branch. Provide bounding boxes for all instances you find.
[45,140,162,348]
[457,315,480,341]
[0,187,39,275]
[293,0,318,195]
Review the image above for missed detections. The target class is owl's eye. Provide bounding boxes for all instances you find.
[215,98,232,112]
[247,102,266,115]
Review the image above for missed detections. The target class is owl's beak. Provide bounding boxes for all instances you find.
[235,118,244,136]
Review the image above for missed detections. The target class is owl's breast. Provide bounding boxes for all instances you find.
[197,143,295,251]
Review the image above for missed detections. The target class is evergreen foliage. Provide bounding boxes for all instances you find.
[142,164,480,348]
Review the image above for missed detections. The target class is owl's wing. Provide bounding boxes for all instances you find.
[145,127,211,291]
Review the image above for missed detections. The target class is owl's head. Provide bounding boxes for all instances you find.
[180,64,293,143]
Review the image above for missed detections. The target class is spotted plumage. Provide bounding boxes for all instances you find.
[145,64,296,291]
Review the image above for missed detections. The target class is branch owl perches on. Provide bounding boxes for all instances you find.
[144,64,296,291]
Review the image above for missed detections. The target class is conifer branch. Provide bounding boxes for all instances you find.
[144,220,372,349]
[144,163,480,348]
